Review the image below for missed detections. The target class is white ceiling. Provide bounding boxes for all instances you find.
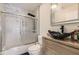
[5,3,41,12]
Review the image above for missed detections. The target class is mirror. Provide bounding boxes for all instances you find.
[51,3,79,25]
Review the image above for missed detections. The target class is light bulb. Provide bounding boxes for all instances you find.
[52,4,58,9]
[52,4,61,11]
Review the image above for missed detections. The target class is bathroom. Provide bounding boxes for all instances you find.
[0,3,79,55]
[0,3,41,55]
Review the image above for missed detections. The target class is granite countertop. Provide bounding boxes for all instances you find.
[43,35,79,50]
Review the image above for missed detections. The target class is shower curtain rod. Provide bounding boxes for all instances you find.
[0,11,37,20]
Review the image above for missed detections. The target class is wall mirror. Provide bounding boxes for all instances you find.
[51,3,79,25]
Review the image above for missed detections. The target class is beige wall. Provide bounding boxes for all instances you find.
[51,23,79,33]
[39,3,79,36]
[39,3,52,36]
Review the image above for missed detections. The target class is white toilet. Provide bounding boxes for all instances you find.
[28,35,42,55]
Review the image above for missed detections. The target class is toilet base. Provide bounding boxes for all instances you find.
[21,52,30,55]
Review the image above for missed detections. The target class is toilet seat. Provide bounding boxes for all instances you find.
[28,44,41,55]
[28,44,41,51]
[28,35,43,55]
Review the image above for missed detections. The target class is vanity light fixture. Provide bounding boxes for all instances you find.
[52,4,61,11]
[52,4,58,9]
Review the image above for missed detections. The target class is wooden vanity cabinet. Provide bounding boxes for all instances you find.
[42,37,79,55]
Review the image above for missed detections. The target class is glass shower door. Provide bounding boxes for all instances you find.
[2,13,38,50]
[21,17,37,45]
[2,13,22,50]
[0,12,2,54]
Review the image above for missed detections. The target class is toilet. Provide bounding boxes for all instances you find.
[28,35,42,55]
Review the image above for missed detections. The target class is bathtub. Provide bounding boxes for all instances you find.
[1,43,36,55]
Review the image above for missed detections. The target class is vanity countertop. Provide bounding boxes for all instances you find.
[43,35,79,50]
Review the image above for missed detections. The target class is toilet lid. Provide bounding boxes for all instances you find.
[28,44,40,51]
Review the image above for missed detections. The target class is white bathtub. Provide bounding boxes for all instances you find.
[1,43,36,55]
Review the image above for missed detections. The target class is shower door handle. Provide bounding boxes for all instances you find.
[32,30,36,33]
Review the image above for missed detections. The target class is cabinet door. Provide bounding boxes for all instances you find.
[44,47,58,55]
[43,39,79,55]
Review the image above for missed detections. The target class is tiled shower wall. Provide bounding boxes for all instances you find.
[0,4,37,51]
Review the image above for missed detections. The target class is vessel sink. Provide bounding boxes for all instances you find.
[48,30,71,39]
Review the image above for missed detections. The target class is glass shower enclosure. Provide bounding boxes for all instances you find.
[0,4,38,53]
